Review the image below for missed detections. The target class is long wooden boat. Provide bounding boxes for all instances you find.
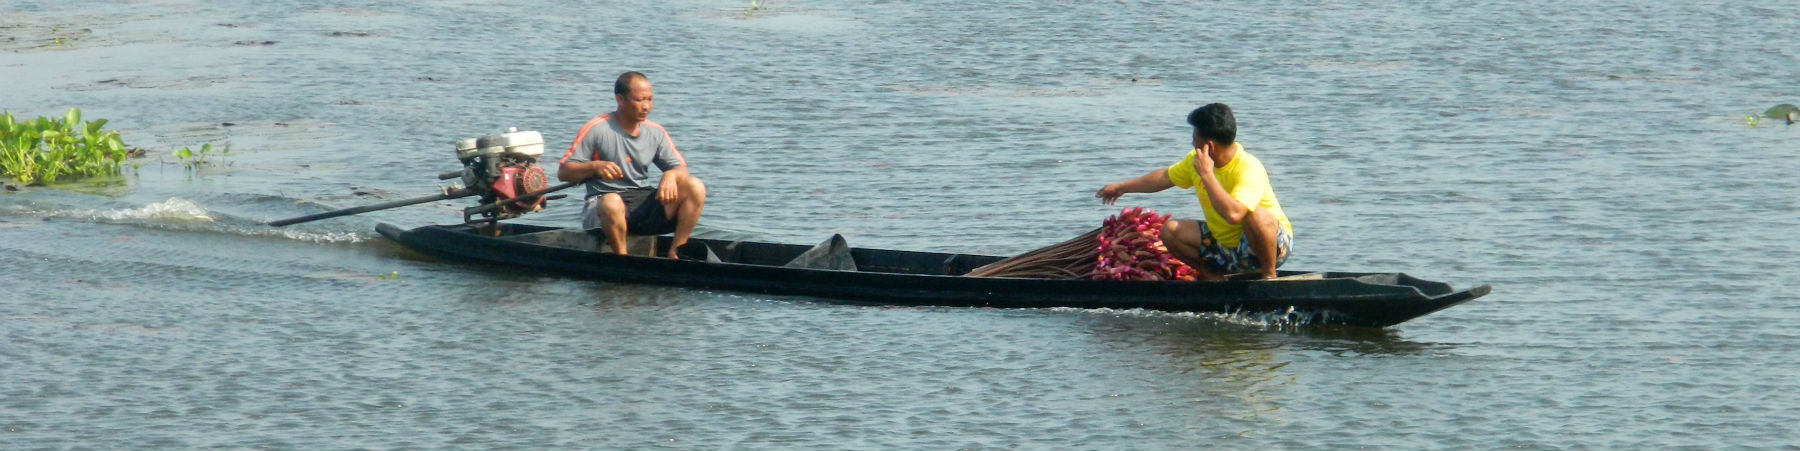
[377,222,1490,328]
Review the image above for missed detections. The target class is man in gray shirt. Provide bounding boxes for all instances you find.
[556,71,707,258]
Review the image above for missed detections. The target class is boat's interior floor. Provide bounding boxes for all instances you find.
[490,228,1453,295]
[496,228,992,275]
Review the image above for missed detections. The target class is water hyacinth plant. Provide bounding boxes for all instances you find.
[0,108,129,185]
[173,143,228,171]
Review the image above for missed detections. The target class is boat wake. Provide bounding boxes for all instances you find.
[1,197,370,243]
[1056,306,1346,330]
[59,197,217,222]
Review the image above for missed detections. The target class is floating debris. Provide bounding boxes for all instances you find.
[60,75,235,91]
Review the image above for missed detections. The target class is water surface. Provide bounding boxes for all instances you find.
[3,0,1798,449]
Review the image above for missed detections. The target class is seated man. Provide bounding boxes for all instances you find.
[1094,103,1293,280]
[557,71,706,258]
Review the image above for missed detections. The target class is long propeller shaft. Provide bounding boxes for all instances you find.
[267,187,477,227]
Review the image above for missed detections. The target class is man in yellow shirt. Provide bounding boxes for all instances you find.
[1095,103,1293,280]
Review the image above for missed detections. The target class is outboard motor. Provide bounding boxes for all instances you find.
[447,127,551,222]
[268,126,574,229]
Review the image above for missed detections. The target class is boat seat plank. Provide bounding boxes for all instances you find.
[1270,272,1327,281]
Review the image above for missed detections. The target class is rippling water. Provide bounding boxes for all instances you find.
[3,0,1798,449]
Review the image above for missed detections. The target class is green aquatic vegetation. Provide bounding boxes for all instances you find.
[742,0,771,16]
[1764,104,1799,119]
[0,109,128,185]
[1746,104,1798,127]
[172,143,229,171]
[1765,104,1798,125]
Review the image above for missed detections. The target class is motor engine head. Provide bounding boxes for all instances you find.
[451,127,551,222]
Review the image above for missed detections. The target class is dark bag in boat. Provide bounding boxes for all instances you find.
[784,234,857,271]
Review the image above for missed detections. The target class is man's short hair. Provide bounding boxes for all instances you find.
[614,71,648,96]
[1187,103,1236,146]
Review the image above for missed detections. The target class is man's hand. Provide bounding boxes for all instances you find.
[1191,148,1214,176]
[1095,183,1124,205]
[657,174,683,204]
[591,161,624,180]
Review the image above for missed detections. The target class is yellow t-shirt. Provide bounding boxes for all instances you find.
[1165,145,1292,248]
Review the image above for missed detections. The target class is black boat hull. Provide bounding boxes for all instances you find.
[377,222,1489,328]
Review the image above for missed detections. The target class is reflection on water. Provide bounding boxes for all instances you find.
[1078,311,1459,433]
[1079,314,1296,427]
[1279,327,1454,357]
[1164,331,1292,423]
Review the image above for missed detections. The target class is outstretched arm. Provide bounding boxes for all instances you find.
[1095,168,1175,205]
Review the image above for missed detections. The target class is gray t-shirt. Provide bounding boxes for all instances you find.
[560,114,685,197]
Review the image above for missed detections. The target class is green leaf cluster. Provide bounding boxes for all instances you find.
[0,109,129,185]
[743,0,772,16]
[172,142,229,171]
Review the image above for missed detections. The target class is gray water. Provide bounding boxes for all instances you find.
[3,0,1798,449]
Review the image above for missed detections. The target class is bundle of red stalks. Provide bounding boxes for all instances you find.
[1092,207,1197,281]
[966,207,1196,281]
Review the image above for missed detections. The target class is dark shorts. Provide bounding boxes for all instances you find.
[584,187,677,236]
[1194,220,1292,274]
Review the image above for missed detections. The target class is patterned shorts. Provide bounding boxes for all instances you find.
[1195,221,1292,274]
